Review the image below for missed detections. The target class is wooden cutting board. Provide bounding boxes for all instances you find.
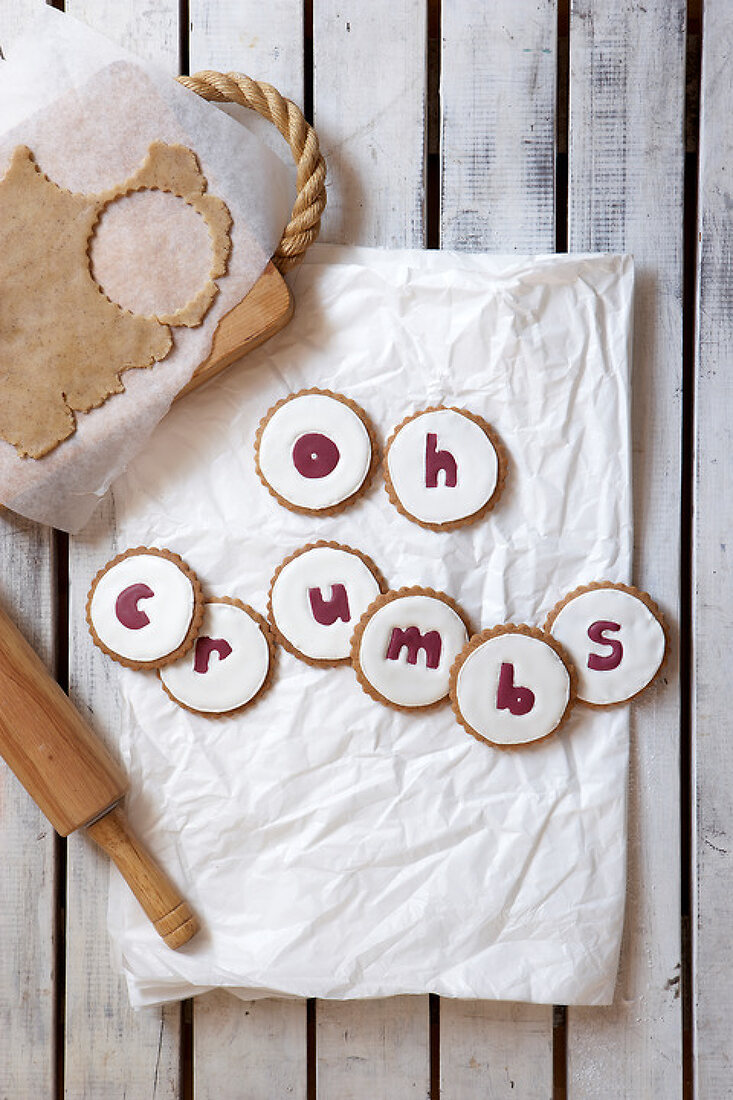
[176,260,294,401]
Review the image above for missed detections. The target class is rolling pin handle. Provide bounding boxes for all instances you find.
[87,803,199,950]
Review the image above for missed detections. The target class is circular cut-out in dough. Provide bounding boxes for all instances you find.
[255,389,379,515]
[86,546,204,669]
[351,586,470,711]
[450,625,575,749]
[544,581,667,707]
[159,598,275,716]
[269,542,386,666]
[384,406,506,531]
[90,189,214,319]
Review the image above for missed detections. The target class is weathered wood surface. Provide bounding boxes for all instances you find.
[67,501,182,1100]
[187,6,311,1097]
[693,2,733,1096]
[317,998,430,1100]
[566,2,686,1096]
[61,5,183,1098]
[66,0,180,72]
[308,4,432,1096]
[313,0,427,247]
[189,0,304,101]
[441,0,556,253]
[194,991,308,1100]
[439,2,557,1094]
[0,0,708,1096]
[0,514,57,1100]
[0,22,61,1100]
[440,1001,553,1100]
[0,0,47,52]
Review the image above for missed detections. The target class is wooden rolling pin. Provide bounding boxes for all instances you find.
[0,602,198,950]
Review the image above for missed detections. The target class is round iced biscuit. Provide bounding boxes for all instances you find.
[255,389,379,515]
[544,582,667,707]
[269,542,386,666]
[159,598,275,716]
[384,406,506,530]
[450,625,575,748]
[351,587,470,711]
[86,547,204,669]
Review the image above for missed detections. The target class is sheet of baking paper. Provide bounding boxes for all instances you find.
[0,8,292,533]
[101,245,634,1008]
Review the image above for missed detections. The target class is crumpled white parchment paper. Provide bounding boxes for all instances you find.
[0,8,292,532]
[104,245,634,1008]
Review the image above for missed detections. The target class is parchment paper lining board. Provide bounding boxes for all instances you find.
[108,246,634,1008]
[0,9,293,532]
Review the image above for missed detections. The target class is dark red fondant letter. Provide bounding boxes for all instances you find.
[308,584,351,625]
[587,620,623,671]
[115,583,154,630]
[425,433,458,488]
[496,662,535,716]
[386,626,442,669]
[194,637,233,674]
[292,432,340,478]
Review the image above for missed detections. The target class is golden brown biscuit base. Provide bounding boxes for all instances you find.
[0,142,231,459]
[350,585,472,713]
[158,597,277,718]
[449,623,577,751]
[267,541,388,667]
[254,388,381,517]
[543,580,669,709]
[383,406,508,532]
[86,546,205,671]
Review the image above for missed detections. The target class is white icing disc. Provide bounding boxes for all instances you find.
[160,600,271,714]
[270,544,383,663]
[547,584,666,706]
[453,629,572,747]
[354,591,468,709]
[89,550,196,664]
[257,391,374,512]
[385,407,501,527]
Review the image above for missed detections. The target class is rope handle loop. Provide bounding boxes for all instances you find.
[177,71,326,272]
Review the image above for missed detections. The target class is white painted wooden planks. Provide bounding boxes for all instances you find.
[566,2,686,1097]
[440,1002,553,1100]
[65,0,180,72]
[187,6,310,1098]
[0,0,46,53]
[0,513,57,1100]
[1,11,61,1100]
[0,1,704,1095]
[308,0,430,1093]
[63,4,183,1097]
[693,2,733,1096]
[195,991,307,1100]
[316,998,430,1100]
[67,504,181,1100]
[439,3,556,1094]
[313,0,427,246]
[189,0,304,102]
[311,4,432,1097]
[441,0,556,253]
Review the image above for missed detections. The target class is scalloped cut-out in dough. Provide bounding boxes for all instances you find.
[90,190,214,318]
[0,141,231,459]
